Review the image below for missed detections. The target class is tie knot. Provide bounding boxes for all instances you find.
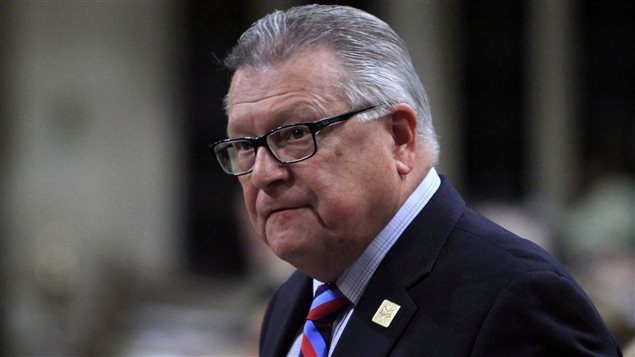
[307,284,349,322]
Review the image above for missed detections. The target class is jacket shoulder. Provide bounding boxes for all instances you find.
[449,207,567,277]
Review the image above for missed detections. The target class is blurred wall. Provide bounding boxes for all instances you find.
[1,1,183,354]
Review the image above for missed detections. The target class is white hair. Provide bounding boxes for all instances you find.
[224,4,439,163]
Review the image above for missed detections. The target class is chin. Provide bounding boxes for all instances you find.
[267,233,311,263]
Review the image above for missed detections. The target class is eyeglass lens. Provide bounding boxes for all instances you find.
[216,124,316,174]
[267,125,314,161]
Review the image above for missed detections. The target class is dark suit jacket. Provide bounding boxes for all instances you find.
[260,177,622,356]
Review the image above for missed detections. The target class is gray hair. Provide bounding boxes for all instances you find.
[224,4,439,162]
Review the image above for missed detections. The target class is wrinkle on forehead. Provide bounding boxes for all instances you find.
[226,47,348,137]
[228,47,345,107]
[228,96,323,137]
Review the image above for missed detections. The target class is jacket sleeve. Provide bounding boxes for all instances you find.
[471,270,622,356]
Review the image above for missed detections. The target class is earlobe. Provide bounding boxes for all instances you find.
[395,161,412,175]
[389,104,418,176]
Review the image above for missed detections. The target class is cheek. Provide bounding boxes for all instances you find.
[309,169,370,221]
[318,148,396,220]
[239,181,260,230]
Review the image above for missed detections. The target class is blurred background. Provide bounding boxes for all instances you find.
[1,0,633,355]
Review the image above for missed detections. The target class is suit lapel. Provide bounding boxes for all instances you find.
[333,266,417,356]
[382,176,466,287]
[261,271,312,357]
[333,177,466,356]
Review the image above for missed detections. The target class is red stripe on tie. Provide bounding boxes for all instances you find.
[301,334,318,357]
[306,297,349,320]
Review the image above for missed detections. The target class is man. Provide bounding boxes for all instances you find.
[210,4,622,356]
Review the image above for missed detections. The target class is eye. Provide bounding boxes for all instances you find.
[281,126,311,142]
[268,125,311,148]
[233,140,253,152]
[290,128,307,140]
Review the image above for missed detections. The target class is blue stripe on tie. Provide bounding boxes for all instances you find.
[304,320,327,356]
[310,288,342,310]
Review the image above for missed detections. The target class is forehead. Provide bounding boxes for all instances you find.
[226,48,347,136]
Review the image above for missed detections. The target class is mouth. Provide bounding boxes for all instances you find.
[266,205,310,219]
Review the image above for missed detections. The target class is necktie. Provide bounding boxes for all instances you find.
[300,284,349,357]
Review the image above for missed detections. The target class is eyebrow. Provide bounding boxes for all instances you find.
[228,105,323,138]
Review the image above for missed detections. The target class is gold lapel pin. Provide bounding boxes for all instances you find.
[372,299,401,328]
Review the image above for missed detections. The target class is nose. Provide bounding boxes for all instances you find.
[250,146,290,188]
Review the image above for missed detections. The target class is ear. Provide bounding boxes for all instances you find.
[388,103,418,175]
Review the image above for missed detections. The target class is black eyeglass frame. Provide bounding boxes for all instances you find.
[210,105,379,176]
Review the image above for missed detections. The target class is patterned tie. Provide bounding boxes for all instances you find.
[300,284,349,357]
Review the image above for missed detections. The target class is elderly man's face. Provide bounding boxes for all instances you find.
[226,48,406,281]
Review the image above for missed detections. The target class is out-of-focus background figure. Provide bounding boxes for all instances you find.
[1,1,633,356]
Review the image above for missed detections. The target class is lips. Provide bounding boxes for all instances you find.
[265,204,310,219]
[255,189,313,222]
[258,196,310,220]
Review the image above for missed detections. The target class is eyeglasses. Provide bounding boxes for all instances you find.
[210,106,381,176]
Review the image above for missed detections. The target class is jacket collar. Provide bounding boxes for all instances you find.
[333,176,465,356]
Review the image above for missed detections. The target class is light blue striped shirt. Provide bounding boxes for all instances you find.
[287,168,441,357]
